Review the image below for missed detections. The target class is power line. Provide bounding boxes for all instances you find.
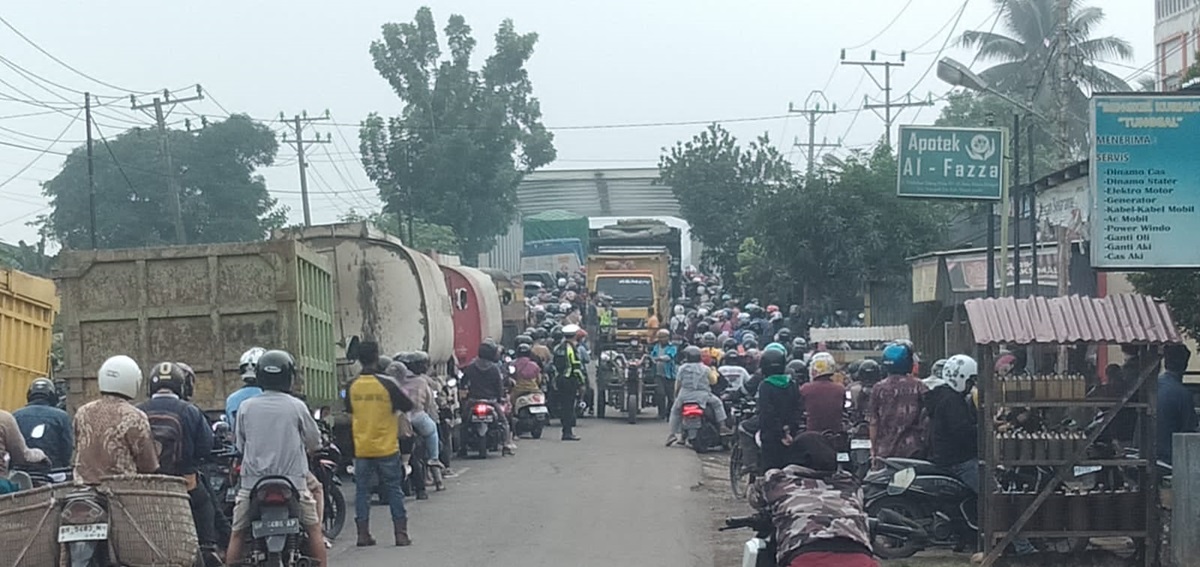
[843,0,916,51]
[900,0,972,98]
[0,138,71,156]
[968,0,1008,69]
[0,14,153,94]
[0,109,80,190]
[0,205,49,229]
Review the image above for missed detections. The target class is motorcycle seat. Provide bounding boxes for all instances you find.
[884,457,957,477]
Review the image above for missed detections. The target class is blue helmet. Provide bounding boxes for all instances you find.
[882,342,914,376]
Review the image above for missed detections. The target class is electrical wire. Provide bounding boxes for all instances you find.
[842,0,916,51]
[0,139,71,156]
[0,14,154,94]
[900,0,972,98]
[968,0,1008,69]
[0,205,49,229]
[0,109,80,190]
[90,121,142,197]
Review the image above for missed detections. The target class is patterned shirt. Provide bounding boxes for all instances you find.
[868,374,928,459]
[749,466,872,566]
[73,395,159,484]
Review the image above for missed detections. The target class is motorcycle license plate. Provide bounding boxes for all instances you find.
[850,439,872,450]
[225,490,237,503]
[1074,465,1102,477]
[252,517,300,537]
[471,415,494,423]
[837,452,850,463]
[58,523,108,542]
[527,406,549,414]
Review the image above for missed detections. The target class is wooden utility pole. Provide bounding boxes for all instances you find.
[1054,0,1072,371]
[85,92,97,250]
[841,50,933,148]
[131,86,204,245]
[788,91,840,178]
[281,111,330,227]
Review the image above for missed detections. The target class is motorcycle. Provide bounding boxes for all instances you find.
[310,407,347,541]
[727,397,758,498]
[513,390,550,439]
[680,401,727,453]
[461,400,505,459]
[240,476,314,567]
[863,458,976,559]
[57,485,112,567]
[722,509,923,566]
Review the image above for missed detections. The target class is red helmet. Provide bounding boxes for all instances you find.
[766,304,780,314]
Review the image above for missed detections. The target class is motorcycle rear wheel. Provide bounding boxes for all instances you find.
[729,444,746,498]
[866,496,925,559]
[323,484,346,540]
[531,424,544,439]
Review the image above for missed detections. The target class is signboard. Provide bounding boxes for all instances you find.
[1037,176,1089,242]
[944,246,1061,293]
[1091,95,1200,268]
[897,126,1005,200]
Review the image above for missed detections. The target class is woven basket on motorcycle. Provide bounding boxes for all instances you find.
[100,474,198,567]
[0,484,58,567]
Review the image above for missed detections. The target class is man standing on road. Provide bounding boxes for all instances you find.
[869,343,928,461]
[650,329,678,420]
[347,341,415,547]
[553,325,585,441]
[1158,344,1197,465]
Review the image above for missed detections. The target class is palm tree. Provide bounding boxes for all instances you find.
[959,0,1133,150]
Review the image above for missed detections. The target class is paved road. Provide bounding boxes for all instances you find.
[329,416,713,567]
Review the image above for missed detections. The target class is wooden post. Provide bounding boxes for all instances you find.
[1173,434,1200,567]
[979,345,996,556]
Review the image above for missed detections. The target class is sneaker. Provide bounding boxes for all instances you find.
[428,460,444,469]
[665,434,679,447]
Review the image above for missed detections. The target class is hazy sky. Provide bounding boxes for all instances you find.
[0,1,1156,246]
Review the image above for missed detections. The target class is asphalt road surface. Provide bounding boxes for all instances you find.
[329,415,714,567]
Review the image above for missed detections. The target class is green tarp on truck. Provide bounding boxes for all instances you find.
[522,210,589,252]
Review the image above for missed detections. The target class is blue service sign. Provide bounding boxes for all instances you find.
[1090,95,1200,268]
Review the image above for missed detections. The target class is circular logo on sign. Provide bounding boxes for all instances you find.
[967,134,995,161]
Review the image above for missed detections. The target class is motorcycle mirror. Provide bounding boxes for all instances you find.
[447,378,458,389]
[508,365,516,375]
[313,408,323,420]
[887,467,917,496]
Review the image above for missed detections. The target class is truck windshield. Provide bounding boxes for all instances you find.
[595,277,653,307]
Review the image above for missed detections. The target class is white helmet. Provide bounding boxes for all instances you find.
[697,308,709,318]
[240,347,266,381]
[674,305,685,316]
[561,323,581,336]
[942,354,979,393]
[560,302,572,313]
[98,355,142,399]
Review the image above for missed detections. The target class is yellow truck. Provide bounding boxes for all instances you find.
[587,250,670,344]
[0,268,58,411]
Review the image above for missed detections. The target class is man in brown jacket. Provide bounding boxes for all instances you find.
[73,355,159,484]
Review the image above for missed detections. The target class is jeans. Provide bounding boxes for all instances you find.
[656,376,676,419]
[354,453,406,522]
[950,459,1035,555]
[410,412,440,462]
[188,481,217,547]
[668,393,727,435]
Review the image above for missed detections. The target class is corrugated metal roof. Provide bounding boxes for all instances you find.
[517,168,680,217]
[810,325,911,343]
[964,294,1182,345]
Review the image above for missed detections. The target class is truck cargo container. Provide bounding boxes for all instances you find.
[0,268,58,411]
[55,240,336,411]
[590,219,683,300]
[277,223,456,373]
[441,264,504,365]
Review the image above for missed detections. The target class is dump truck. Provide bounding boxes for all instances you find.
[0,268,58,411]
[55,240,337,411]
[590,219,683,300]
[587,250,671,345]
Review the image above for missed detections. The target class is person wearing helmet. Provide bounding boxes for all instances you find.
[721,337,739,352]
[386,356,441,498]
[717,350,751,394]
[800,353,847,441]
[1,383,51,487]
[699,332,722,366]
[790,337,810,363]
[665,346,731,446]
[73,355,159,485]
[226,347,266,432]
[757,348,803,471]
[463,340,516,453]
[14,377,72,468]
[226,350,327,565]
[774,328,793,349]
[869,342,928,461]
[509,341,544,413]
[137,362,218,557]
[848,359,882,428]
[650,328,678,420]
[670,304,688,339]
[926,355,979,479]
[922,359,948,390]
[552,324,586,441]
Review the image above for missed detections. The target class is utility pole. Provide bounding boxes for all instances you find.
[788,91,840,178]
[841,50,933,148]
[85,92,97,250]
[131,86,204,245]
[1054,0,1072,371]
[281,111,331,227]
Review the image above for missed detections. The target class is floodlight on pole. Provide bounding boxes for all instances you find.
[936,57,989,92]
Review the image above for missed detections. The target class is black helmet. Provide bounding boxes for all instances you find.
[682,345,703,363]
[722,337,738,351]
[401,351,431,375]
[695,321,711,335]
[786,358,808,380]
[148,361,193,399]
[775,328,793,345]
[27,377,58,406]
[377,355,393,372]
[256,350,296,392]
[551,326,564,342]
[857,359,882,385]
[531,327,548,341]
[723,350,742,364]
[760,348,787,376]
[515,334,534,346]
[175,362,197,400]
[701,331,717,346]
[516,342,534,357]
[478,340,500,363]
[742,337,759,350]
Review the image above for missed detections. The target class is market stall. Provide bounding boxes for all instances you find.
[964,294,1181,567]
[808,325,910,365]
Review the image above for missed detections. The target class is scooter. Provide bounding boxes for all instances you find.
[513,391,550,439]
[461,400,505,459]
[680,402,727,453]
[58,486,112,567]
[240,476,314,567]
[863,459,976,559]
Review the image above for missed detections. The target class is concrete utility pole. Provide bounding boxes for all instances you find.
[1054,0,1072,371]
[788,91,840,178]
[131,86,204,245]
[281,111,331,227]
[85,92,96,250]
[841,50,933,148]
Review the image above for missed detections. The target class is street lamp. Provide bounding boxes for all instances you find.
[937,58,1050,122]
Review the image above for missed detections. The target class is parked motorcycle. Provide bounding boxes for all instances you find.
[461,400,505,459]
[310,407,347,541]
[240,476,314,567]
[513,390,550,439]
[680,402,727,453]
[722,509,923,566]
[863,458,976,559]
[727,398,758,498]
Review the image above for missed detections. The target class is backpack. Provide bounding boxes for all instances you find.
[145,409,186,475]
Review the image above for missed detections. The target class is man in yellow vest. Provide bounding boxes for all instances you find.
[554,325,586,441]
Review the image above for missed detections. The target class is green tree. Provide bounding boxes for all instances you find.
[959,0,1133,155]
[658,124,792,281]
[0,237,54,276]
[934,90,1058,180]
[1128,271,1200,339]
[734,237,791,304]
[360,7,556,261]
[339,209,460,254]
[41,115,286,250]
